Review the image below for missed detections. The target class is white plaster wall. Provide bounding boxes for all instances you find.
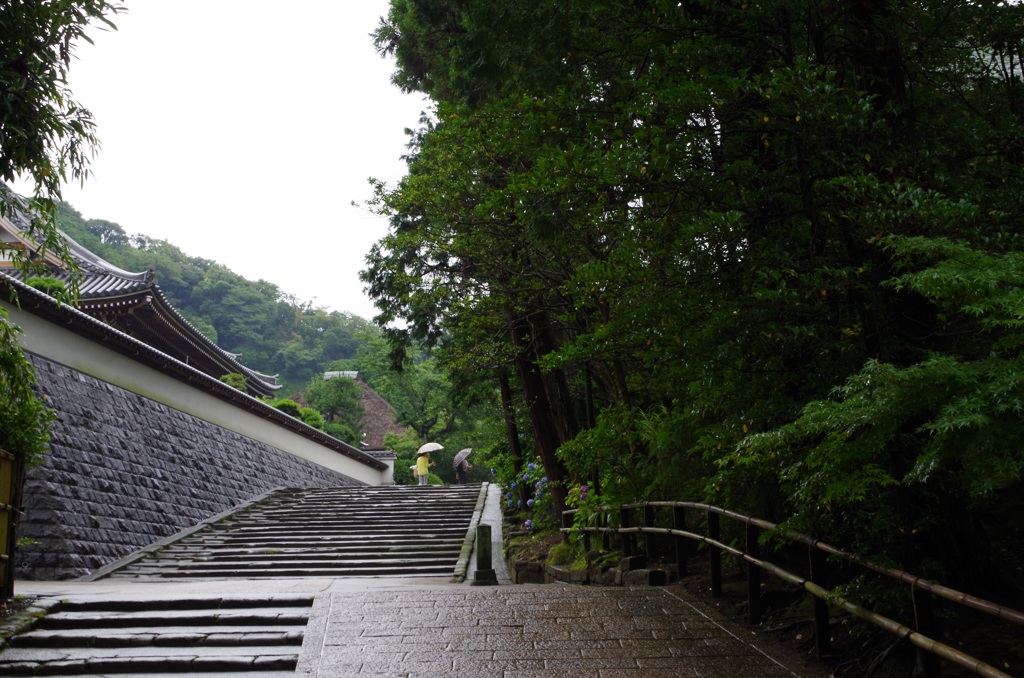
[3,298,385,486]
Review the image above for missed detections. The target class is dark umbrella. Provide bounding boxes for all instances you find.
[452,448,472,467]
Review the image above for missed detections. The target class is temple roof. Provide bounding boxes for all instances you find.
[0,202,281,398]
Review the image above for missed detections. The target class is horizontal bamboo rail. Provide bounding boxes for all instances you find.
[562,501,1023,678]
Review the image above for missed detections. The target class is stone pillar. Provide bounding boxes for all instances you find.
[471,524,498,586]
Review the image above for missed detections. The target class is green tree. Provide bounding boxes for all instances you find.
[303,376,365,445]
[1,0,122,599]
[366,0,1024,598]
[1,1,123,272]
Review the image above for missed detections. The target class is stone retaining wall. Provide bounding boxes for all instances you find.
[16,356,361,580]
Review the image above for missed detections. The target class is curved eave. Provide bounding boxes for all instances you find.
[60,229,151,281]
[9,270,281,397]
[143,284,283,395]
[0,274,385,472]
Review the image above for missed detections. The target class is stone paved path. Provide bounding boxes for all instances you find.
[297,584,808,678]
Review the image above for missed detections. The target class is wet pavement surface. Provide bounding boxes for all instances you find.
[297,583,808,677]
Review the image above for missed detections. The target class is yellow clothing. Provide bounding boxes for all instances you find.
[416,455,430,477]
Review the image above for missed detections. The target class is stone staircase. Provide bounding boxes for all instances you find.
[0,596,311,676]
[0,484,486,675]
[98,484,484,580]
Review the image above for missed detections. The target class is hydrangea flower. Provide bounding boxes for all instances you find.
[580,484,589,500]
[490,467,497,476]
[524,519,534,531]
[507,499,514,508]
[527,498,534,508]
[527,463,536,471]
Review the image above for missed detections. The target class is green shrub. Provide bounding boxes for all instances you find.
[24,276,66,298]
[0,313,55,467]
[271,398,301,417]
[298,407,325,430]
[219,373,247,392]
[547,541,585,568]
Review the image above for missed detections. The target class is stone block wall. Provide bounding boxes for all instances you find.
[16,356,361,580]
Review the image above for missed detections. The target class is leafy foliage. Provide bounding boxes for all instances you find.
[218,373,248,392]
[24,276,66,297]
[302,375,364,444]
[0,315,55,466]
[1,1,124,276]
[0,0,122,598]
[365,0,1024,591]
[270,398,301,418]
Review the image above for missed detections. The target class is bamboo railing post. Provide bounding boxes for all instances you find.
[913,585,942,678]
[708,511,722,597]
[561,510,571,544]
[673,505,688,577]
[644,503,656,562]
[601,511,610,551]
[809,545,831,659]
[620,506,633,559]
[746,522,762,624]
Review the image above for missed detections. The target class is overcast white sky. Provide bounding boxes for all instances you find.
[17,1,427,320]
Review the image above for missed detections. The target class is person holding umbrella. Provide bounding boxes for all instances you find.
[453,448,473,484]
[416,442,441,486]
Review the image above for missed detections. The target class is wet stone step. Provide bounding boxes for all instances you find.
[175,541,465,552]
[165,543,465,554]
[194,521,470,529]
[229,520,470,529]
[180,532,468,541]
[189,522,472,532]
[0,653,298,675]
[56,597,313,612]
[154,543,462,556]
[12,627,304,648]
[124,565,458,578]
[38,608,310,630]
[158,551,462,564]
[124,555,460,569]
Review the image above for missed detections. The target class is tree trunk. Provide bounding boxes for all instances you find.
[506,306,569,517]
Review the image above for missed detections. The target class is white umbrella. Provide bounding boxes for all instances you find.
[417,442,443,456]
[452,448,472,467]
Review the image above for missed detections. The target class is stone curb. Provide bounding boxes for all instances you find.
[452,482,489,583]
